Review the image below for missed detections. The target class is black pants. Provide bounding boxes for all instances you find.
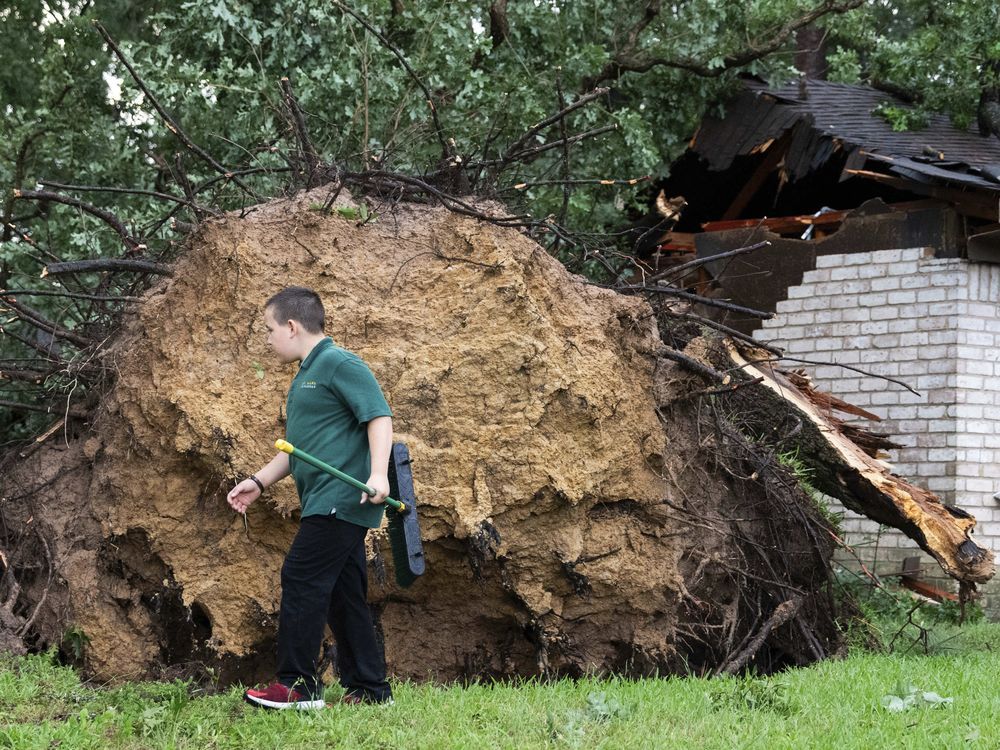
[276,514,391,701]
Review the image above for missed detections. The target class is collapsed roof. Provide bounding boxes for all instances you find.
[699,79,1000,196]
[650,79,1000,333]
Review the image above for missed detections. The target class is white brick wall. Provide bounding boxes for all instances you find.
[755,247,1000,610]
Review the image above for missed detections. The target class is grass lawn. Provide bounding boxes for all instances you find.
[1,622,998,749]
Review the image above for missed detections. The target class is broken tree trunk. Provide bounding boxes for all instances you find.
[709,338,994,585]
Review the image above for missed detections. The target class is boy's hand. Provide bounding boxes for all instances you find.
[361,474,390,505]
[227,479,261,513]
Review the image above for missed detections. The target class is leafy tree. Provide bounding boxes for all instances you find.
[3,0,994,439]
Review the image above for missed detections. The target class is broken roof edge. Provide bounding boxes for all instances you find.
[688,78,1000,196]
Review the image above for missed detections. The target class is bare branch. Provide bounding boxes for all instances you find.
[0,288,143,303]
[646,241,771,285]
[0,398,87,419]
[279,77,323,188]
[582,0,864,88]
[41,259,174,278]
[93,20,258,200]
[13,189,144,253]
[499,88,610,165]
[0,296,93,349]
[332,1,453,160]
[476,124,617,169]
[614,284,774,319]
[38,180,218,216]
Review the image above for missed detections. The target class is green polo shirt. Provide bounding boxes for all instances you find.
[285,337,393,527]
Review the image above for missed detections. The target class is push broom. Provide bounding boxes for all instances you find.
[275,439,425,587]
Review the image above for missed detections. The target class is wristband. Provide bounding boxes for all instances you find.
[249,475,265,493]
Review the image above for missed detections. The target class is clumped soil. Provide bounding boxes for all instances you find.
[1,189,840,683]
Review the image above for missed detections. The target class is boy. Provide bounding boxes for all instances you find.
[227,286,394,709]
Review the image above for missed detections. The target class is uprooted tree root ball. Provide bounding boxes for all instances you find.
[0,189,985,684]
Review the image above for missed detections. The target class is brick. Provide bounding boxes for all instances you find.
[930,301,967,316]
[801,268,831,284]
[892,261,920,275]
[946,286,969,301]
[919,405,948,419]
[966,302,997,318]
[812,281,843,296]
[956,374,985,389]
[871,276,901,291]
[930,271,966,287]
[901,275,931,289]
[955,433,986,448]
[814,254,846,269]
[841,307,871,322]
[831,322,861,337]
[870,391,900,405]
[916,374,948,390]
[860,264,889,279]
[859,348,890,363]
[870,248,904,264]
[802,297,829,311]
[917,288,947,303]
[963,331,995,347]
[786,339,816,353]
[871,307,900,321]
[785,285,812,299]
[918,345,950,360]
[917,316,950,331]
[964,360,994,376]
[887,290,917,305]
[840,252,874,266]
[830,266,861,281]
[858,292,888,307]
[916,432,948,448]
[784,312,816,326]
[812,365,841,380]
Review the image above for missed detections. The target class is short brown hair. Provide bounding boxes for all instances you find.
[266,286,325,333]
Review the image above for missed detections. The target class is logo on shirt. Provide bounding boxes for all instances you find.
[301,381,317,389]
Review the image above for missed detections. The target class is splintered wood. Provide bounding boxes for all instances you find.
[722,339,994,585]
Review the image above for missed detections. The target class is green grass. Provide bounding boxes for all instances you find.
[2,624,999,749]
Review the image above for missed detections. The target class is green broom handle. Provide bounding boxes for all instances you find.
[275,439,407,513]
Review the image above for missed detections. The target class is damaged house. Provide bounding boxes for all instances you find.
[654,78,1000,607]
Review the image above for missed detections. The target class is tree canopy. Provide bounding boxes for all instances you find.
[2,0,999,438]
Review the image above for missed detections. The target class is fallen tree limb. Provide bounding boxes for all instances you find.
[42,259,173,278]
[13,190,144,253]
[709,338,994,585]
[0,296,94,349]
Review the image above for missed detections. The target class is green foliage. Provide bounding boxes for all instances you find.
[708,675,793,715]
[872,102,930,131]
[59,627,90,663]
[775,448,843,532]
[3,0,1000,436]
[833,571,986,655]
[823,0,1000,128]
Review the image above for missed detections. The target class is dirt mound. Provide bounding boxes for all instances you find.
[2,189,840,681]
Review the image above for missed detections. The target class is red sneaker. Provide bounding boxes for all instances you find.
[244,682,325,710]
